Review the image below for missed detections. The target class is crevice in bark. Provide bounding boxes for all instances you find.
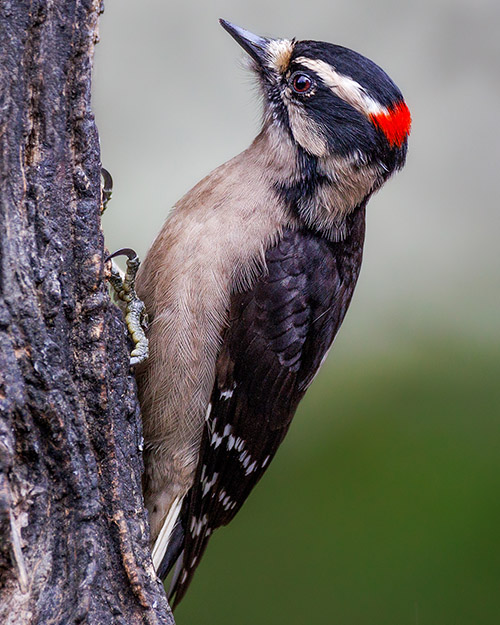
[0,2,174,623]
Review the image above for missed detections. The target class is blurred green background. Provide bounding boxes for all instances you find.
[93,1,500,623]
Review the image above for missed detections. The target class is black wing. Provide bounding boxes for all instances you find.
[165,214,365,606]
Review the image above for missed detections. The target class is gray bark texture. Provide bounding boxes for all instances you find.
[0,2,175,624]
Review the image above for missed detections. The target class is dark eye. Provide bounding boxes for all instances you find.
[291,72,313,94]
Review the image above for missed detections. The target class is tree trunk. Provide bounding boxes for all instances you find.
[0,2,174,623]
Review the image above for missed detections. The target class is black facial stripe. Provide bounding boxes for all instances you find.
[275,148,317,202]
[274,147,331,220]
[308,89,382,157]
[291,41,404,109]
[288,61,316,75]
[283,63,386,157]
[285,63,323,89]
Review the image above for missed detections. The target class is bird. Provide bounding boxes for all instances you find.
[134,19,411,607]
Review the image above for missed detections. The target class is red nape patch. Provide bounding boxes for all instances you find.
[370,101,411,147]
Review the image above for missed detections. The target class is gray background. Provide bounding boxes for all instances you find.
[94,0,500,353]
[93,2,500,624]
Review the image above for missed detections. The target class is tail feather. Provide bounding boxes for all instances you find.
[158,519,185,579]
[167,549,185,601]
[151,495,184,571]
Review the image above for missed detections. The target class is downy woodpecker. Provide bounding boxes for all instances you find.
[135,19,411,606]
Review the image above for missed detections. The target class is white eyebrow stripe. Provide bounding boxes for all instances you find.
[295,56,386,117]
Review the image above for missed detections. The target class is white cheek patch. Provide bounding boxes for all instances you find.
[287,103,329,157]
[295,56,386,118]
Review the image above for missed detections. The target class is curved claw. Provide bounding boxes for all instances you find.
[106,247,138,263]
[106,247,149,367]
[101,168,113,213]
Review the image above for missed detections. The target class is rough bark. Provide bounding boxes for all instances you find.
[0,2,174,623]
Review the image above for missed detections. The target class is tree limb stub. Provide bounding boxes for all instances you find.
[0,2,174,623]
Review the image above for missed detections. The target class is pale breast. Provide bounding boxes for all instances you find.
[134,149,290,528]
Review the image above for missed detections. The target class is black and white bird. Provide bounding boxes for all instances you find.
[135,19,410,607]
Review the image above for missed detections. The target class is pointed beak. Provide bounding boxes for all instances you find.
[219,19,271,68]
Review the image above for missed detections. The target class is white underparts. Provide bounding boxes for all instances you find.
[151,495,184,571]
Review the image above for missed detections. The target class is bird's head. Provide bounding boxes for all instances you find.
[220,20,410,185]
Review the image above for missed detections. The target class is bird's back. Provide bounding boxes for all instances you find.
[160,209,366,604]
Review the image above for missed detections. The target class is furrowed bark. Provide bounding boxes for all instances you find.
[0,2,174,623]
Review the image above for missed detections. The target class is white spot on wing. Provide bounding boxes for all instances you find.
[222,494,233,511]
[202,472,219,497]
[191,514,208,538]
[239,450,253,470]
[211,423,232,449]
[210,431,224,449]
[218,489,237,511]
[245,460,258,475]
[205,403,212,421]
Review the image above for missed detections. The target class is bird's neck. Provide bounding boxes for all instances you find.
[247,123,384,240]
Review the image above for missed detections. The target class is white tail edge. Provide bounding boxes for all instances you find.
[151,495,184,571]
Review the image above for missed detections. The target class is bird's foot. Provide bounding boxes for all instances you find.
[106,250,149,367]
[101,168,149,366]
[101,167,148,364]
[101,167,113,213]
